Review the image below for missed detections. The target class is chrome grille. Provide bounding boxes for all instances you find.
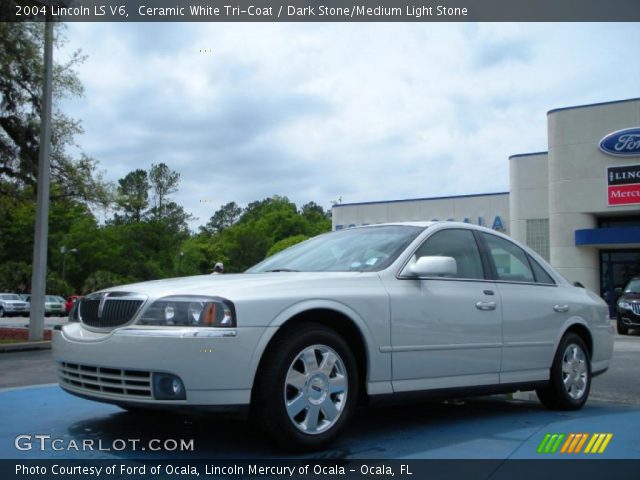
[79,293,144,328]
[631,303,640,315]
[58,362,152,398]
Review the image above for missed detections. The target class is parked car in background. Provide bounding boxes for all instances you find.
[65,295,83,315]
[23,295,67,317]
[47,296,67,316]
[0,293,29,317]
[615,277,640,335]
[54,222,614,451]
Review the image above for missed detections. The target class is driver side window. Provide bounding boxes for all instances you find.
[415,229,485,280]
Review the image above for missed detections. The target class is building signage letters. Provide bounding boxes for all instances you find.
[607,164,640,206]
[599,127,640,157]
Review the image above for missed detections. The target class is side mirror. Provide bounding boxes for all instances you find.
[406,256,457,278]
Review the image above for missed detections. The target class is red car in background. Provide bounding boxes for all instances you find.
[65,295,83,314]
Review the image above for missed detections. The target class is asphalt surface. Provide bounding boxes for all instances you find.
[0,322,638,460]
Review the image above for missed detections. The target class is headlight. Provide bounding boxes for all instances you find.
[137,295,236,327]
[618,300,632,310]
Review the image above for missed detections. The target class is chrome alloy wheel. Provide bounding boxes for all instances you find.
[561,343,588,400]
[284,344,348,435]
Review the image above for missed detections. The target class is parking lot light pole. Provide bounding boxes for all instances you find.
[29,19,54,342]
[61,246,78,282]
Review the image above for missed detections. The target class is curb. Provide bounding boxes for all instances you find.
[0,340,52,353]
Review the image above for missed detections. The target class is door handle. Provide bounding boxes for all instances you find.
[553,304,570,313]
[476,301,497,311]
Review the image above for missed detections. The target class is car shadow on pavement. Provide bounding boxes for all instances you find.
[60,396,632,459]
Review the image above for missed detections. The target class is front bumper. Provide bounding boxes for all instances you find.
[617,307,640,328]
[2,305,29,315]
[53,323,271,406]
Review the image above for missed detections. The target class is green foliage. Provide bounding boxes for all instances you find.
[149,162,180,220]
[82,271,129,294]
[116,169,149,222]
[205,196,332,272]
[0,261,31,293]
[46,272,72,298]
[201,201,242,235]
[267,235,309,257]
[0,22,112,205]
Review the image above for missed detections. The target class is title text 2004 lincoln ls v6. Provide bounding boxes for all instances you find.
[53,222,614,451]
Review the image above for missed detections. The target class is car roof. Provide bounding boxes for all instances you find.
[352,221,501,235]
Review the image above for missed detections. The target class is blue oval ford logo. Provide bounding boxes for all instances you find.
[599,127,640,157]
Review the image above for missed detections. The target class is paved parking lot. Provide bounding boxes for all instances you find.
[1,325,639,459]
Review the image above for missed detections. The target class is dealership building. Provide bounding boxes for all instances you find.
[332,98,640,312]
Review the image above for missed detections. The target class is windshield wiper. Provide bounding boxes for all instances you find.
[264,268,300,272]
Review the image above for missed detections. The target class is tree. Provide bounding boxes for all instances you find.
[0,22,111,204]
[266,235,309,257]
[82,271,127,294]
[301,201,331,235]
[116,169,149,222]
[0,261,31,293]
[201,201,242,235]
[149,162,179,220]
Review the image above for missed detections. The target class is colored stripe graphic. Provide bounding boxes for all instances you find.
[538,433,613,454]
[537,433,565,453]
[585,433,614,454]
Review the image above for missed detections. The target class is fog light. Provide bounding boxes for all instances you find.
[153,373,186,400]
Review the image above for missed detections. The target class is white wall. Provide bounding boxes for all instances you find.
[509,152,549,246]
[548,99,640,292]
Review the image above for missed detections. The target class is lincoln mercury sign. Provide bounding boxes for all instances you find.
[599,127,640,157]
[607,164,640,206]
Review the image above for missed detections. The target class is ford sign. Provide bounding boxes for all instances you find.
[599,127,640,157]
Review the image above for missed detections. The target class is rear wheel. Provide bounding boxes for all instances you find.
[536,333,591,410]
[253,323,358,452]
[616,315,630,335]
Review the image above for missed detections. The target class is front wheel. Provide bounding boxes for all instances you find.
[536,333,591,410]
[253,323,358,452]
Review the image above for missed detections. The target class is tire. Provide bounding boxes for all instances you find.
[536,332,591,410]
[252,323,359,452]
[616,316,630,335]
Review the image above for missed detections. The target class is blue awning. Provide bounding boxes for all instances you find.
[575,227,640,246]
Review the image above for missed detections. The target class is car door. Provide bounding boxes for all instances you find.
[478,232,569,384]
[384,227,502,393]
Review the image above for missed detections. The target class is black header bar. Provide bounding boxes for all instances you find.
[3,0,640,22]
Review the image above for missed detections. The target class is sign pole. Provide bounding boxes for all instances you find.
[29,19,54,341]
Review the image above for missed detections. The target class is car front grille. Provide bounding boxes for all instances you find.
[631,303,640,315]
[58,362,152,398]
[79,294,144,328]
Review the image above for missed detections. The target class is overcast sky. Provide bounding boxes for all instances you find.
[60,22,639,229]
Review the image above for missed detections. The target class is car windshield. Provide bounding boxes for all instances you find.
[46,295,59,302]
[1,294,20,300]
[248,225,423,273]
[624,280,640,293]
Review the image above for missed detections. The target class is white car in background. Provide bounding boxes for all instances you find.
[0,293,29,317]
[23,295,67,316]
[53,222,614,451]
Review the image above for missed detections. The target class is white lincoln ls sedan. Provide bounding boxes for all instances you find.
[53,222,614,450]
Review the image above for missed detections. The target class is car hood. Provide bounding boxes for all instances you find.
[99,272,383,302]
[620,292,640,301]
